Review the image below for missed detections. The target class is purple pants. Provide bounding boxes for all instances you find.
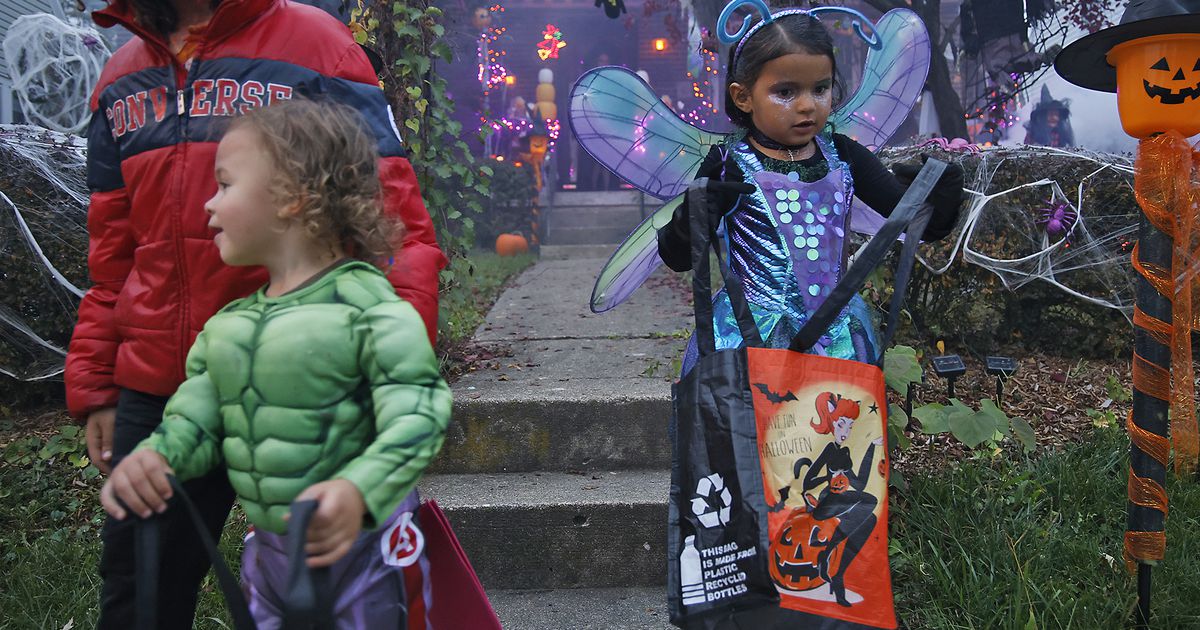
[241,491,433,630]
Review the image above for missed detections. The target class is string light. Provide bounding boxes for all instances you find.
[680,47,720,127]
[478,4,508,95]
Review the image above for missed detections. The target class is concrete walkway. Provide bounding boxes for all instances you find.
[422,245,692,628]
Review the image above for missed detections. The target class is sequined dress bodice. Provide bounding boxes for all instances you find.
[682,134,879,372]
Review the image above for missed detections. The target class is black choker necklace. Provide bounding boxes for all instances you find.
[749,127,810,152]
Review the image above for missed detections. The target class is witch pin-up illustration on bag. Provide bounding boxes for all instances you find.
[762,389,885,610]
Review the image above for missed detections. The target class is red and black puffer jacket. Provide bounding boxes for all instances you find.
[66,0,447,419]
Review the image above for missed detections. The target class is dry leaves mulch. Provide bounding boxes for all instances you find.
[891,353,1131,475]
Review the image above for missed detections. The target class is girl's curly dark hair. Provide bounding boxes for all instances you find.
[228,99,400,265]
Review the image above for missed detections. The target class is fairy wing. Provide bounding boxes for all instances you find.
[590,195,682,312]
[569,67,724,200]
[830,8,930,152]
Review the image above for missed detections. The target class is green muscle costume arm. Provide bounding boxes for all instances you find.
[335,300,451,529]
[139,331,224,478]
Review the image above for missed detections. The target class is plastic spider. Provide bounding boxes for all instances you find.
[1037,202,1078,239]
[917,136,982,153]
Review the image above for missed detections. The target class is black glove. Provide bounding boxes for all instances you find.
[705,179,756,218]
[892,155,964,241]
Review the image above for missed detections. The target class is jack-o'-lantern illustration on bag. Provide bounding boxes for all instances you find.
[768,502,842,593]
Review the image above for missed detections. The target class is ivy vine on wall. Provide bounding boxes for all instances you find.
[351,0,493,277]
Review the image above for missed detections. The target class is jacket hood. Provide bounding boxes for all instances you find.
[94,0,276,47]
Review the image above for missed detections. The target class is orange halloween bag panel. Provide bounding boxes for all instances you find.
[748,350,894,628]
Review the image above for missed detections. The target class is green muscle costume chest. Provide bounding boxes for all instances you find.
[139,260,451,533]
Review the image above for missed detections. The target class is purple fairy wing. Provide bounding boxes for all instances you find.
[569,67,724,200]
[830,8,931,152]
[590,194,682,312]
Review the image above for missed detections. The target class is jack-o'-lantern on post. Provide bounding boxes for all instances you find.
[1055,1,1200,626]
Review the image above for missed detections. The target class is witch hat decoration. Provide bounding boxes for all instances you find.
[1055,0,1200,92]
[1031,84,1069,113]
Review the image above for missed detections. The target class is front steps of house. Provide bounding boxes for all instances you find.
[424,249,690,628]
[543,189,654,247]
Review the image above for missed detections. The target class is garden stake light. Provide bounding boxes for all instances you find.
[985,355,1018,407]
[1056,2,1200,626]
[930,354,966,399]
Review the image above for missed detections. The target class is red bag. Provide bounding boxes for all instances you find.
[417,499,503,630]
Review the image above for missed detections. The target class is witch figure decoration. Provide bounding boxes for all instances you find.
[569,0,964,373]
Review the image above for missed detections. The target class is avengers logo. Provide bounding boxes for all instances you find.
[379,512,424,567]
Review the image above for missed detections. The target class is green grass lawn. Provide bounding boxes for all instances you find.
[436,251,536,354]
[891,425,1200,629]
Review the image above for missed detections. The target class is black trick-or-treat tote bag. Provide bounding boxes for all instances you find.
[667,160,946,630]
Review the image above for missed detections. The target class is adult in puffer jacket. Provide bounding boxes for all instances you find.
[66,0,446,424]
[68,0,446,627]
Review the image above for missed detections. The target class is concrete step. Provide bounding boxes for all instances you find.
[553,189,648,207]
[432,259,689,475]
[422,470,669,590]
[549,205,645,229]
[538,244,615,260]
[435,369,673,474]
[545,224,635,246]
[489,587,672,629]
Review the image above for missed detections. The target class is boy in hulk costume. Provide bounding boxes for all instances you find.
[101,100,451,628]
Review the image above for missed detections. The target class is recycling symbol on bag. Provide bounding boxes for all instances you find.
[692,473,733,528]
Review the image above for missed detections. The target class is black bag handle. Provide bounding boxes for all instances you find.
[132,476,256,630]
[131,478,335,630]
[281,500,334,630]
[787,159,945,367]
[689,178,764,356]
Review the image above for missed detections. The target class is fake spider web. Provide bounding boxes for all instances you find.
[0,125,90,380]
[3,13,111,135]
[879,144,1138,315]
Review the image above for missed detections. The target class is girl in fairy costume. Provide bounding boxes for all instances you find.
[655,2,964,371]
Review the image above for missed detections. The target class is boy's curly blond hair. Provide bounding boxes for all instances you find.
[228,99,400,264]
